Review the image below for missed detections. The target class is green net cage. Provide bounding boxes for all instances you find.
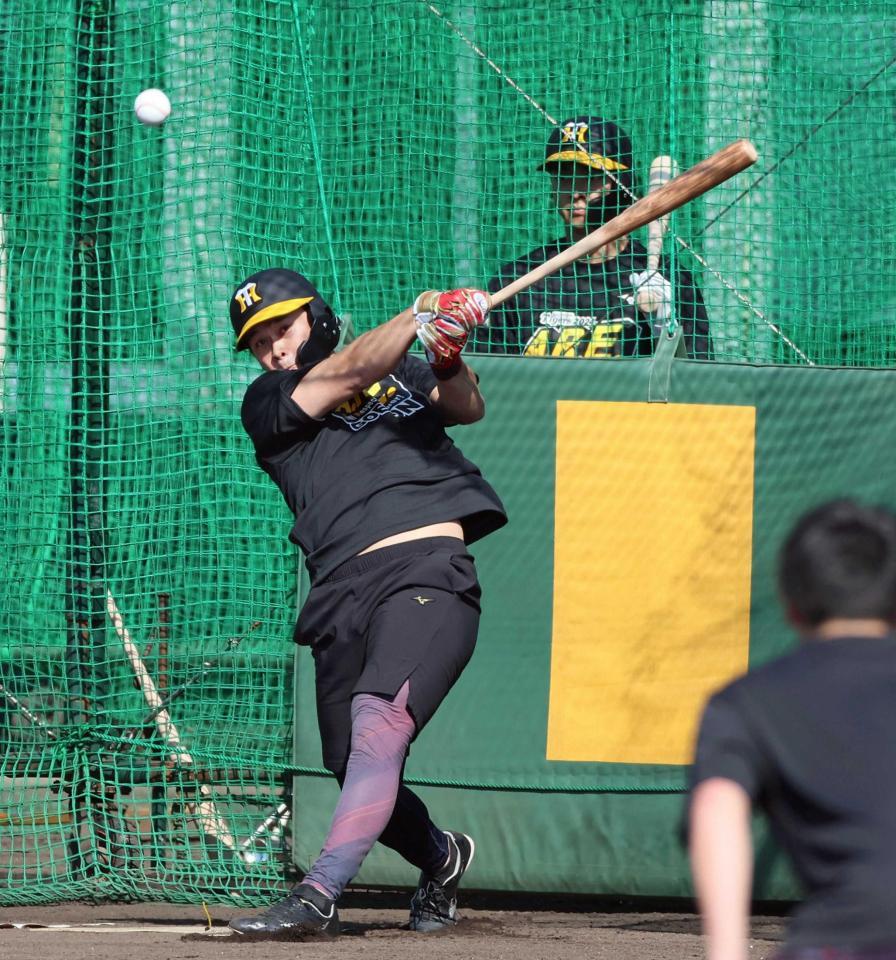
[2,0,895,905]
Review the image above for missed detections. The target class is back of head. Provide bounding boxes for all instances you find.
[779,499,896,627]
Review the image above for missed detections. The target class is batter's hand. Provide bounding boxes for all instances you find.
[414,288,490,334]
[415,311,466,357]
[425,332,467,379]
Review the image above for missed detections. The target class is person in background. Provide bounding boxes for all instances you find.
[472,116,712,359]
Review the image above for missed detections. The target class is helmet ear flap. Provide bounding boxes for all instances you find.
[298,301,342,365]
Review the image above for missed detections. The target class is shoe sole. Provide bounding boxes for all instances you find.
[229,924,339,941]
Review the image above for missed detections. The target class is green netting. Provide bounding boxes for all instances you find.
[2,0,896,905]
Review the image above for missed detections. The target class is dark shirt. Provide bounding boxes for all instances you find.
[690,636,896,949]
[241,354,507,583]
[471,236,712,359]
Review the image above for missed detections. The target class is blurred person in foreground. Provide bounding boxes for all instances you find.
[688,498,896,960]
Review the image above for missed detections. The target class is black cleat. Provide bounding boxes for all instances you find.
[409,830,475,932]
[228,882,339,939]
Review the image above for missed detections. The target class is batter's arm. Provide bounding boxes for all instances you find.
[429,361,485,425]
[292,308,417,418]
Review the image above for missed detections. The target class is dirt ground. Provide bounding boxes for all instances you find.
[0,891,788,960]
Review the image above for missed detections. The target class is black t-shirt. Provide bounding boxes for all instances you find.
[241,354,507,583]
[470,237,712,359]
[691,636,896,949]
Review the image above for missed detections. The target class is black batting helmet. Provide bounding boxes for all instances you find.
[229,268,341,364]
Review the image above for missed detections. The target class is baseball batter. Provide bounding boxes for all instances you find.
[226,269,506,939]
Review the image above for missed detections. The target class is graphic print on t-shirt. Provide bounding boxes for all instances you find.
[522,308,637,358]
[331,374,424,432]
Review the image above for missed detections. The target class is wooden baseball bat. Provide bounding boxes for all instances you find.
[106,590,236,850]
[489,139,757,308]
[646,155,680,273]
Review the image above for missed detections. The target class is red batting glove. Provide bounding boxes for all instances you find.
[414,291,465,352]
[414,289,490,332]
[413,291,469,379]
[415,314,467,354]
[415,320,468,378]
[426,330,468,379]
[433,288,490,332]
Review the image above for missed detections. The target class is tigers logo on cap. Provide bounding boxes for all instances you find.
[233,281,262,315]
[542,116,633,173]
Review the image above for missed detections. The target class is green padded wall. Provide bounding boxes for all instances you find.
[293,352,896,898]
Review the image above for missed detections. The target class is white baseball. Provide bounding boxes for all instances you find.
[134,88,171,127]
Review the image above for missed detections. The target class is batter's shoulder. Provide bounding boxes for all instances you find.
[241,370,278,416]
[240,368,311,447]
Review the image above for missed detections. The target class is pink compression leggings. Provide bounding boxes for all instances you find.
[302,680,446,900]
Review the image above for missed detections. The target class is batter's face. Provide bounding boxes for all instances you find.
[246,306,312,371]
[550,163,614,231]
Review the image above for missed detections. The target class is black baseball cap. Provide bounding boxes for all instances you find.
[230,268,318,351]
[542,116,633,173]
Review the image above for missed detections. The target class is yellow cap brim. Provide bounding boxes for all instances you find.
[543,150,629,172]
[235,296,314,349]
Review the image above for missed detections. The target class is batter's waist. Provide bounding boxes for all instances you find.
[319,536,467,583]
